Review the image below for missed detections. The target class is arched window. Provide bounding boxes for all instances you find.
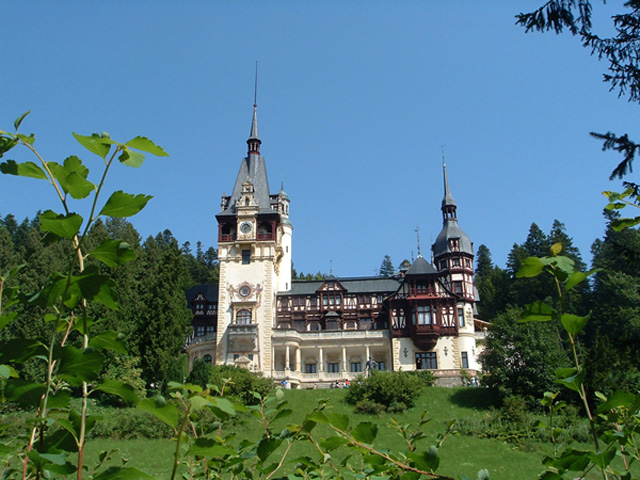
[237,309,252,325]
[203,354,212,364]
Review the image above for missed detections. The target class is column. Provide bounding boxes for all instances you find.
[319,347,324,372]
[342,347,347,373]
[285,345,290,370]
[295,347,301,372]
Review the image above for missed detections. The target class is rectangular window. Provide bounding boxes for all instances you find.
[310,296,318,306]
[196,325,205,336]
[323,296,328,306]
[336,295,342,305]
[329,295,335,306]
[452,258,461,267]
[305,364,317,374]
[416,306,432,325]
[416,352,437,370]
[328,363,340,373]
[206,325,215,334]
[461,352,469,369]
[453,281,463,294]
[375,361,385,371]
[458,308,465,327]
[350,362,362,373]
[242,249,251,265]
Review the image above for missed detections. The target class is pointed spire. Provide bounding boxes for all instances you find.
[440,149,457,222]
[247,62,261,155]
[441,147,456,208]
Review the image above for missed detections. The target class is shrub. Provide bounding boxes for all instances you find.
[208,365,273,404]
[355,399,385,415]
[346,370,423,412]
[407,369,436,386]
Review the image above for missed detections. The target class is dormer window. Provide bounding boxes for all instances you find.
[450,239,460,252]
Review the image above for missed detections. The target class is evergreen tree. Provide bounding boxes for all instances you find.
[379,255,394,276]
[135,233,192,386]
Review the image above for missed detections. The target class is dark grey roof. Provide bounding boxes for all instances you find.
[186,284,219,307]
[249,104,259,140]
[218,154,272,216]
[405,256,438,275]
[432,220,473,257]
[442,161,456,207]
[288,276,402,296]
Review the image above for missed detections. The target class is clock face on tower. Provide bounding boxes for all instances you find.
[240,222,253,234]
[239,285,251,298]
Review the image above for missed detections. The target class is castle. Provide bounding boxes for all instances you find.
[185,102,484,387]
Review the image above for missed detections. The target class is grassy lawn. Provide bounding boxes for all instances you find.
[83,387,554,479]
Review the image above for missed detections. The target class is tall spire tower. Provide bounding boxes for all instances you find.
[213,65,292,375]
[247,62,261,156]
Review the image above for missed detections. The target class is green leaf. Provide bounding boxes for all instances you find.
[516,257,545,278]
[186,438,236,457]
[90,239,136,267]
[0,364,14,379]
[587,448,617,469]
[564,271,587,291]
[596,391,636,414]
[306,410,329,425]
[0,159,47,179]
[118,147,146,168]
[93,466,156,480]
[90,331,128,354]
[612,216,640,231]
[16,133,35,145]
[56,346,104,385]
[0,312,18,331]
[0,136,18,157]
[211,396,236,416]
[327,413,349,431]
[74,266,119,310]
[39,210,83,239]
[48,390,72,410]
[99,191,153,218]
[5,379,47,408]
[555,367,586,393]
[560,313,589,335]
[320,436,350,451]
[351,422,378,444]
[137,397,178,428]
[257,437,283,462]
[549,242,562,256]
[93,379,139,405]
[126,136,169,157]
[519,301,553,323]
[72,132,111,159]
[0,338,47,363]
[14,110,30,131]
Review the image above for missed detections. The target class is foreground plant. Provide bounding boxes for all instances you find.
[517,242,640,479]
[0,111,167,479]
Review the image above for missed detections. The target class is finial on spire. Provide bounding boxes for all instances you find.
[254,61,258,107]
[330,259,333,276]
[247,62,261,155]
[415,226,421,257]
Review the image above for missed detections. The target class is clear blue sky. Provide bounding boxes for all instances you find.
[1,1,633,277]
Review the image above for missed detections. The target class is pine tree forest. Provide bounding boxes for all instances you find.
[0,213,219,390]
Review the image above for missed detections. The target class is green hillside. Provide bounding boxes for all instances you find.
[83,387,556,479]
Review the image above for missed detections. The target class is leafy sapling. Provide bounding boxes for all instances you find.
[0,112,167,480]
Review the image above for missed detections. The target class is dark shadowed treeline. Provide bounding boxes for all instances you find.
[0,213,219,390]
[476,216,640,404]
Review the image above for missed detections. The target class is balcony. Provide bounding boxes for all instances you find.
[228,323,258,336]
[220,234,237,242]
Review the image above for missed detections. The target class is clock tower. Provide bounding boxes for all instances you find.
[215,102,292,374]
